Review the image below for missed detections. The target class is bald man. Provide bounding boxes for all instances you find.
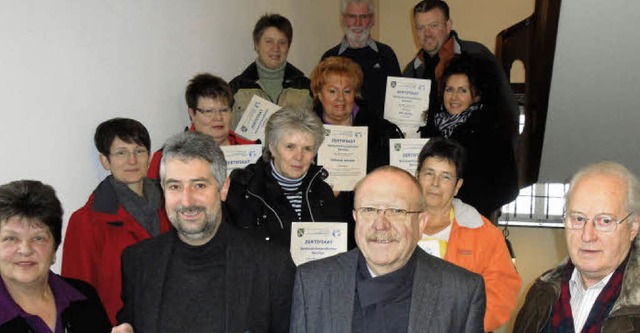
[290,166,485,332]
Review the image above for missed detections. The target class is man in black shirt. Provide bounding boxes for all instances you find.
[114,132,295,333]
[322,0,401,118]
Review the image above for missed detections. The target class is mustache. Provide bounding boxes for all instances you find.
[367,233,400,243]
[174,205,205,214]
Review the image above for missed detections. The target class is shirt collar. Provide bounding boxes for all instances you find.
[0,271,86,326]
[338,36,378,55]
[569,267,613,293]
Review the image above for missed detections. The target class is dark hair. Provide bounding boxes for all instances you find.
[94,118,151,157]
[413,0,450,20]
[440,55,482,99]
[253,14,293,47]
[185,73,233,111]
[417,137,466,179]
[0,180,63,250]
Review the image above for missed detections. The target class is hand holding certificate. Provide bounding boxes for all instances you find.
[234,95,281,142]
[384,76,431,138]
[316,125,368,192]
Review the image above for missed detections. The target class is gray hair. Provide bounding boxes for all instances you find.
[160,131,227,189]
[341,0,374,15]
[566,161,640,214]
[263,107,325,161]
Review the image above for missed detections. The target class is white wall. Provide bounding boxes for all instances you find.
[0,0,342,271]
[539,0,640,182]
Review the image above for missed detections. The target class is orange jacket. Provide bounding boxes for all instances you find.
[444,199,522,331]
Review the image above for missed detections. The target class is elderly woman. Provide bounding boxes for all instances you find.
[62,118,171,324]
[416,138,521,331]
[230,14,313,129]
[224,107,343,248]
[311,56,403,172]
[148,73,254,179]
[420,55,518,218]
[0,180,111,332]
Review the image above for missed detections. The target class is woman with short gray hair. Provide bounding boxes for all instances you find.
[224,107,344,248]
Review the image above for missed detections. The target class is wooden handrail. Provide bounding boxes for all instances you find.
[495,0,562,188]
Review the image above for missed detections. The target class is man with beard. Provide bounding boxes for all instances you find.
[321,0,401,118]
[113,132,295,333]
[290,166,486,332]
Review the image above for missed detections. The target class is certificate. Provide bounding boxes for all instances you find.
[234,95,281,142]
[290,222,348,266]
[389,138,429,175]
[316,125,368,192]
[384,76,431,138]
[219,144,263,176]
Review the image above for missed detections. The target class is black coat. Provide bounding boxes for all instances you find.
[224,158,346,248]
[421,104,519,217]
[118,223,295,333]
[314,102,404,173]
[0,277,111,333]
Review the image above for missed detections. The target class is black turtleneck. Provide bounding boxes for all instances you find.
[158,223,228,332]
[352,251,417,333]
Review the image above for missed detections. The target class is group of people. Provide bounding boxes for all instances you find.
[1,0,637,333]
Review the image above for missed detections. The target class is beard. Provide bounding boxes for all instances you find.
[169,205,220,244]
[345,27,370,48]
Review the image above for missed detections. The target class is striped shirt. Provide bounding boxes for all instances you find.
[271,160,306,219]
[569,268,613,332]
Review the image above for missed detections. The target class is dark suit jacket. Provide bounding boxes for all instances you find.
[118,221,296,333]
[290,247,486,333]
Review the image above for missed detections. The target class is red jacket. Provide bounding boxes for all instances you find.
[444,199,522,332]
[147,127,255,179]
[61,178,171,324]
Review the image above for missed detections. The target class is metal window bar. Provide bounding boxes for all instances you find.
[499,183,568,228]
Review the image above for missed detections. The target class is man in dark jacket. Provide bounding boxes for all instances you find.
[515,162,640,333]
[115,132,295,333]
[322,0,401,118]
[404,0,519,144]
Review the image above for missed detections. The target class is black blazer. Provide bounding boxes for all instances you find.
[0,277,111,333]
[117,220,296,333]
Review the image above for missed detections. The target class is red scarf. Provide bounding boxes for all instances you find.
[549,254,628,333]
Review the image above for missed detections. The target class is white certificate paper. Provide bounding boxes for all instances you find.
[389,138,429,175]
[219,144,263,176]
[290,222,348,266]
[384,76,431,138]
[234,95,281,142]
[316,125,368,192]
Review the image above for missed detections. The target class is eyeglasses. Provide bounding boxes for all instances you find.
[195,107,231,119]
[354,207,422,222]
[110,148,148,160]
[344,13,372,22]
[564,212,635,233]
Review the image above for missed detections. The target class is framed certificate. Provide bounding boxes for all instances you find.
[234,95,281,142]
[316,125,368,192]
[290,222,348,266]
[389,138,429,175]
[384,76,431,138]
[220,144,262,176]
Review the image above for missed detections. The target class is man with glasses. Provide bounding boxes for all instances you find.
[291,166,485,332]
[515,161,640,332]
[147,73,254,179]
[404,0,519,141]
[321,0,401,118]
